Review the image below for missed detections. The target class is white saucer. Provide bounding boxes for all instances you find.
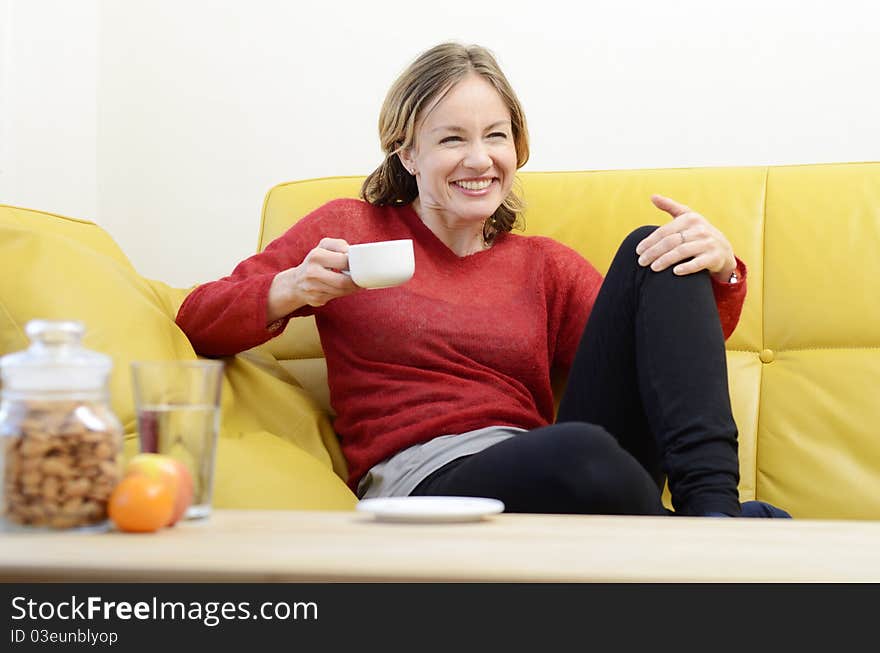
[356,496,505,523]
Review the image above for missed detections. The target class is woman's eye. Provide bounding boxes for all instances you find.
[488,132,508,139]
[440,136,463,144]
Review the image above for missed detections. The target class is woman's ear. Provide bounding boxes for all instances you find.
[397,149,416,176]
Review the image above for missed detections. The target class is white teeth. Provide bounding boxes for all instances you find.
[454,179,492,191]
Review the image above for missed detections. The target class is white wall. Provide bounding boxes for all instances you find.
[0,0,98,219]
[2,0,879,287]
[0,0,8,191]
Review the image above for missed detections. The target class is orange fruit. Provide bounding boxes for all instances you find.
[108,474,175,533]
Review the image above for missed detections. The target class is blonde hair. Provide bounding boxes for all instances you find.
[360,42,529,243]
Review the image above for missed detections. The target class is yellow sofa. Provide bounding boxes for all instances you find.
[258,161,880,521]
[3,161,878,520]
[0,204,356,512]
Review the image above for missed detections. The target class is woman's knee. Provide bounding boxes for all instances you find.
[622,225,658,251]
[613,224,713,294]
[608,225,659,274]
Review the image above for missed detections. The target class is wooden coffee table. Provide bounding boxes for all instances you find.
[2,509,879,582]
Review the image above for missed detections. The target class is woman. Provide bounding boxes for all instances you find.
[176,42,789,518]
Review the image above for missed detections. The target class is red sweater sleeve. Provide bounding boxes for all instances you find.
[175,201,345,356]
[710,257,748,340]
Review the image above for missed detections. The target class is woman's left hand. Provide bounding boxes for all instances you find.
[635,195,737,283]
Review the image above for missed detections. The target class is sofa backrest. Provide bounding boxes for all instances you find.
[256,163,880,520]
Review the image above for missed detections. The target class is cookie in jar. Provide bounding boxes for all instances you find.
[0,320,123,531]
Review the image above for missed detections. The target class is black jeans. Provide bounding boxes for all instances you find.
[411,226,742,517]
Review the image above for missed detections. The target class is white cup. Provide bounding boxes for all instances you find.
[345,239,415,289]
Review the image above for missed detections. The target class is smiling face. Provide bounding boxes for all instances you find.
[400,73,518,239]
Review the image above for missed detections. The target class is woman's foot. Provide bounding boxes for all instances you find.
[740,500,791,518]
[701,500,792,518]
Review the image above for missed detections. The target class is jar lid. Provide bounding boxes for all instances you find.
[0,320,113,393]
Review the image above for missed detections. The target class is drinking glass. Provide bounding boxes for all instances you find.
[131,360,223,519]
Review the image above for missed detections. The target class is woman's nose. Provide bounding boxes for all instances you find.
[463,141,492,170]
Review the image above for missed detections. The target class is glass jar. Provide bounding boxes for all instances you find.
[0,320,123,531]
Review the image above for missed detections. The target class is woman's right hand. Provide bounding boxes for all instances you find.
[267,238,360,322]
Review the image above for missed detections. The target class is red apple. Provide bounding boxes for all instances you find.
[126,453,194,526]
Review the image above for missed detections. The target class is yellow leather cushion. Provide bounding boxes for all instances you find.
[758,163,880,519]
[0,206,355,510]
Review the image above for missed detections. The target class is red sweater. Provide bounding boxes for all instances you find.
[176,199,747,489]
